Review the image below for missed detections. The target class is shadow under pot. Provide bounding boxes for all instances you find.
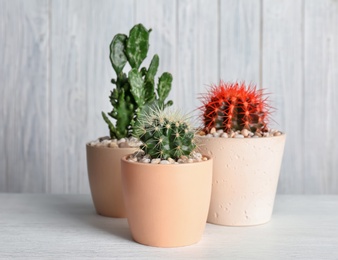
[86,144,137,217]
[121,156,213,247]
[196,134,286,226]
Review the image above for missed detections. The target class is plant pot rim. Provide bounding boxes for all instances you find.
[121,155,212,167]
[195,133,286,140]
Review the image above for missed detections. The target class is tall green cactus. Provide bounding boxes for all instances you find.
[102,24,173,140]
[134,106,196,160]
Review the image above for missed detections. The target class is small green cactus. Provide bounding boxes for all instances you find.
[134,107,196,160]
[102,24,173,140]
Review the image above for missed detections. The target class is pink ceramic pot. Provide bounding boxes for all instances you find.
[86,144,137,217]
[121,156,213,247]
[196,134,286,226]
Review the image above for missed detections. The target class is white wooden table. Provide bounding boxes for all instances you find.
[0,194,337,259]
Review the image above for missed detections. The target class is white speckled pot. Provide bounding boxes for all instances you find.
[196,134,286,226]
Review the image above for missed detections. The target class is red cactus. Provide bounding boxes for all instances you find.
[199,81,271,133]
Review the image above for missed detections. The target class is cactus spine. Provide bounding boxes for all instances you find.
[102,24,173,140]
[134,107,196,160]
[200,82,270,133]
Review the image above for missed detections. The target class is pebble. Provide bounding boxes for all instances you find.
[210,127,216,134]
[143,154,151,159]
[160,160,170,165]
[229,131,236,138]
[191,151,202,160]
[103,140,112,146]
[202,157,208,161]
[108,142,118,148]
[127,142,141,148]
[241,129,249,137]
[151,158,161,164]
[217,129,224,134]
[128,157,137,162]
[274,131,282,136]
[117,138,126,144]
[90,140,100,146]
[206,134,213,138]
[221,133,228,138]
[133,150,145,157]
[96,142,106,147]
[188,159,194,163]
[168,158,176,164]
[118,142,130,148]
[140,158,150,163]
[129,137,139,143]
[234,134,244,138]
[127,137,143,147]
[212,132,220,137]
[198,130,206,136]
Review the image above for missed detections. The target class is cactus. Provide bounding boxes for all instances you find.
[134,107,196,160]
[102,24,173,140]
[199,81,271,133]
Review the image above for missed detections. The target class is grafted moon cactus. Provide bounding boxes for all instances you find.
[134,107,196,160]
[199,81,271,133]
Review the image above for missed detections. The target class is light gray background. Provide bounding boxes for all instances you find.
[1,0,337,194]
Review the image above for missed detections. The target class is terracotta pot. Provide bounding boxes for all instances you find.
[196,134,286,226]
[86,144,137,217]
[121,156,213,247]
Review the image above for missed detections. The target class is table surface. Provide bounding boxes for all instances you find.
[0,194,337,259]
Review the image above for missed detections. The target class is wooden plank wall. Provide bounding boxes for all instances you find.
[0,0,49,192]
[1,0,337,194]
